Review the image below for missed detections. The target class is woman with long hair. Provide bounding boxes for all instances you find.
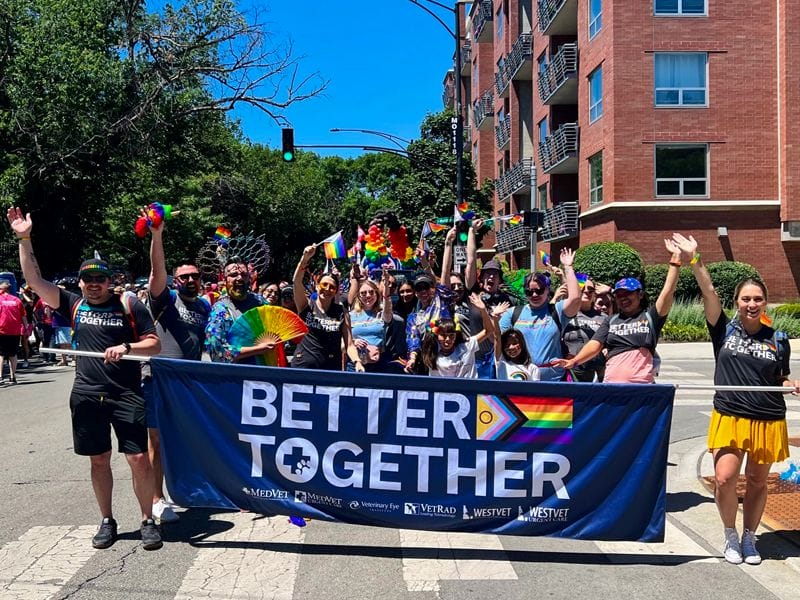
[560,278,608,382]
[673,232,799,565]
[291,245,358,371]
[348,268,396,372]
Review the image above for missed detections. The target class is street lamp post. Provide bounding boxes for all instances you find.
[329,128,411,150]
[407,0,465,206]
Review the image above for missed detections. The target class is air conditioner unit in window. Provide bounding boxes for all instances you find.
[781,221,800,242]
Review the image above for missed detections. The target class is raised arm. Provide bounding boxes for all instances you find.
[465,218,484,289]
[380,267,394,324]
[655,238,682,317]
[490,301,511,360]
[672,233,721,325]
[146,209,168,297]
[6,208,59,308]
[559,248,581,318]
[467,292,492,345]
[440,227,456,286]
[294,245,316,312]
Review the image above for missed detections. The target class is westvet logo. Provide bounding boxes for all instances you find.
[462,505,514,520]
[242,487,289,499]
[516,506,570,523]
[403,502,457,518]
[294,490,343,508]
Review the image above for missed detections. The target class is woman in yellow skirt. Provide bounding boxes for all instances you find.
[674,233,800,565]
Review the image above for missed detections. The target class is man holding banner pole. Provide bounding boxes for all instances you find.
[6,207,164,551]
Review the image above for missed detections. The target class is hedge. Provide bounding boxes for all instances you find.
[573,242,643,287]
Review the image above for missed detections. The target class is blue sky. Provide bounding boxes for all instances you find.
[233,1,459,156]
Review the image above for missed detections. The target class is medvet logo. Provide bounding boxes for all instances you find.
[403,502,457,518]
[349,500,400,513]
[241,487,289,499]
[294,490,342,508]
[462,505,514,520]
[516,506,570,523]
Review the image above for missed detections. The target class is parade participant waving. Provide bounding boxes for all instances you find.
[347,266,396,372]
[142,211,211,524]
[421,293,491,378]
[554,240,680,383]
[7,207,163,551]
[205,258,269,363]
[489,301,540,381]
[291,244,358,371]
[497,248,581,381]
[673,232,799,566]
[560,277,608,382]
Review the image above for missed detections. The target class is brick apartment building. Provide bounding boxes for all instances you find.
[443,0,800,300]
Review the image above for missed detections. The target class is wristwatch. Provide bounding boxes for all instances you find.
[123,342,132,354]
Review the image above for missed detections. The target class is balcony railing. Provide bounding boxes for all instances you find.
[473,90,494,131]
[537,0,578,36]
[460,42,471,75]
[538,43,578,104]
[496,158,535,200]
[539,122,579,174]
[495,116,511,149]
[495,65,509,97]
[540,201,579,242]
[506,33,533,81]
[473,0,494,43]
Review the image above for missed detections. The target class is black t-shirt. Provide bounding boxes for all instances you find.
[57,289,156,395]
[709,314,790,421]
[291,302,346,370]
[467,287,513,355]
[592,305,665,359]
[150,288,210,360]
[562,309,608,368]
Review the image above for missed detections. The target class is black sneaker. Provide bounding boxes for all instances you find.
[140,518,162,550]
[92,517,118,549]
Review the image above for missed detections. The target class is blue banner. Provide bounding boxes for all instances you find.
[151,358,674,542]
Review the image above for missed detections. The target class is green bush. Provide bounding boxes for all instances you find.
[643,264,667,303]
[774,303,800,318]
[661,321,709,342]
[643,264,700,304]
[574,242,643,287]
[706,262,762,308]
[770,313,800,338]
[666,300,708,329]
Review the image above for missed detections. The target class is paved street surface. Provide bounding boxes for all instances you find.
[3,347,800,599]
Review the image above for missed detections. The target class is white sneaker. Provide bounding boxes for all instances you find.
[723,527,743,564]
[741,529,762,565]
[153,498,179,523]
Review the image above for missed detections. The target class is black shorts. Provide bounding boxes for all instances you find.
[70,390,148,456]
[0,334,20,358]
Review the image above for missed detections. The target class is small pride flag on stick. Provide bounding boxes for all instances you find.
[538,250,551,266]
[320,231,347,260]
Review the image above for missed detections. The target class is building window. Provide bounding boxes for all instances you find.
[589,152,603,205]
[654,0,706,16]
[538,185,547,210]
[589,66,603,122]
[655,144,708,197]
[654,53,707,106]
[538,119,548,145]
[538,52,547,76]
[589,0,602,39]
[497,5,503,37]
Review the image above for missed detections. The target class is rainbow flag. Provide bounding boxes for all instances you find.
[214,226,232,243]
[476,394,573,444]
[456,202,476,221]
[509,213,523,225]
[575,272,589,288]
[507,396,573,444]
[539,250,551,266]
[322,231,347,260]
[422,221,447,238]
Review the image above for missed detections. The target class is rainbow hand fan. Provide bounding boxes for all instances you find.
[228,306,308,366]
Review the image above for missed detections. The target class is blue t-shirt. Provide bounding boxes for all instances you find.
[498,300,566,381]
[349,309,384,347]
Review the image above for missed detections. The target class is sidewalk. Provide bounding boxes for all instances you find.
[658,339,800,361]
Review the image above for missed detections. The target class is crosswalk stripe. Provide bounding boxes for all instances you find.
[594,520,718,564]
[0,525,96,600]
[175,513,305,600]
[398,529,517,592]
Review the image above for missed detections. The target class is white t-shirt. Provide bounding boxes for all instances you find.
[429,337,479,379]
[496,356,540,381]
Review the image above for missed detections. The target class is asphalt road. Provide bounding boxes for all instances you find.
[2,357,800,600]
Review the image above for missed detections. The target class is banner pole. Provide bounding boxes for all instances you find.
[40,348,150,362]
[673,383,794,393]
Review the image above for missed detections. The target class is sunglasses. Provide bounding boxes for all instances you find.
[525,288,545,297]
[583,286,596,293]
[319,282,337,292]
[81,275,108,283]
[177,273,201,282]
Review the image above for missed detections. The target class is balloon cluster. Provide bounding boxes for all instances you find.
[134,203,175,238]
[386,225,415,267]
[362,224,390,271]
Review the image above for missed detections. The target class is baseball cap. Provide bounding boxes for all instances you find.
[480,260,503,276]
[613,277,642,293]
[414,273,435,288]
[79,258,113,277]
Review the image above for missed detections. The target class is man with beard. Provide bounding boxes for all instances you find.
[464,219,515,379]
[143,216,211,523]
[205,257,272,363]
[6,207,163,550]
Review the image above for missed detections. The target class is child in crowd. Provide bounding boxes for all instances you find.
[421,293,490,378]
[490,301,540,381]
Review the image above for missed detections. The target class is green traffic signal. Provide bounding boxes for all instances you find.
[283,150,294,161]
[282,128,295,162]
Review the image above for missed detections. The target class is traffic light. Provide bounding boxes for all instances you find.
[456,219,470,243]
[281,128,295,162]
